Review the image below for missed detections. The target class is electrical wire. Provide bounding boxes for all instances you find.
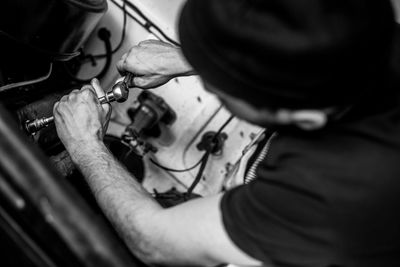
[146,116,236,200]
[110,0,180,46]
[214,115,235,138]
[77,0,179,75]
[150,156,204,173]
[186,151,211,197]
[65,0,127,82]
[185,115,235,196]
[63,28,113,83]
[0,63,53,93]
[150,115,235,175]
[89,0,128,59]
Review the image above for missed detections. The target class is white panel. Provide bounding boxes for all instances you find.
[78,0,263,196]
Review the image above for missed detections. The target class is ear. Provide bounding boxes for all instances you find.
[289,110,328,130]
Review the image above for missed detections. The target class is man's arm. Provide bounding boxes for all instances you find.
[53,84,263,266]
[69,140,262,266]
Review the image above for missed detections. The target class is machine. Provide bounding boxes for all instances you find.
[0,0,264,266]
[0,0,147,266]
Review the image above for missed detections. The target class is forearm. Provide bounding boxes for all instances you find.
[64,140,260,267]
[68,140,164,263]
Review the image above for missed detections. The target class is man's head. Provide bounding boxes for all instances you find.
[179,0,396,129]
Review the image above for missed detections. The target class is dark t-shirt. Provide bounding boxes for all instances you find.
[221,96,400,266]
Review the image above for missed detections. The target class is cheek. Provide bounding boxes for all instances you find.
[220,98,280,128]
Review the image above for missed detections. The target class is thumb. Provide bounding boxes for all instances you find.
[90,78,111,113]
[91,78,106,98]
[133,76,148,88]
[116,53,128,75]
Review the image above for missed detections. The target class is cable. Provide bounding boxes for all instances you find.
[148,115,235,198]
[0,63,53,93]
[185,115,235,197]
[89,0,128,59]
[66,0,127,81]
[150,156,204,173]
[80,0,179,68]
[110,0,180,46]
[150,115,235,174]
[63,28,113,83]
[186,151,211,197]
[214,115,235,138]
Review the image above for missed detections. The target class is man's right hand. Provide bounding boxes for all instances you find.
[117,39,195,89]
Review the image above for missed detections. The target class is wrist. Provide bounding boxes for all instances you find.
[67,139,107,165]
[164,48,194,77]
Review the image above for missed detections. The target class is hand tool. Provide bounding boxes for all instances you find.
[25,74,134,134]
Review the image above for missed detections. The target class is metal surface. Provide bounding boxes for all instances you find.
[82,0,263,196]
[98,74,132,104]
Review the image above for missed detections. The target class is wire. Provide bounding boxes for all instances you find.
[150,156,204,173]
[89,0,128,59]
[150,115,235,175]
[63,28,113,83]
[110,0,180,46]
[147,115,235,200]
[67,0,127,81]
[185,115,235,198]
[147,115,235,199]
[80,0,179,68]
[186,151,211,196]
[214,115,235,138]
[0,63,53,93]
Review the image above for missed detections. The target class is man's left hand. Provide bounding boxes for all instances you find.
[53,78,111,153]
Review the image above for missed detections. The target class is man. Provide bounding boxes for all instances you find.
[53,0,400,266]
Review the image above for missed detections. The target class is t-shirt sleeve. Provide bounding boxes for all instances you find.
[220,170,334,266]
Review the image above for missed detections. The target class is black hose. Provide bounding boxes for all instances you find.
[96,28,113,79]
[110,0,180,46]
[63,28,113,84]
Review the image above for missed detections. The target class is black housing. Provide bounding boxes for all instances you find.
[0,0,107,60]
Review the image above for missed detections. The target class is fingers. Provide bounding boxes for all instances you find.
[138,39,161,46]
[117,53,129,75]
[132,76,147,88]
[117,40,170,75]
[90,79,112,115]
[138,39,174,47]
[116,39,182,89]
[53,101,60,116]
[53,94,73,121]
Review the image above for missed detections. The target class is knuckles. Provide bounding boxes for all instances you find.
[53,102,60,114]
[60,95,69,103]
[54,87,96,113]
[81,88,92,97]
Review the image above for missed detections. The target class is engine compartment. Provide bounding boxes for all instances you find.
[0,0,263,266]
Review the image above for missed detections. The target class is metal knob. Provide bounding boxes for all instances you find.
[98,81,129,104]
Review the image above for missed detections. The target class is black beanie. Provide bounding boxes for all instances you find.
[179,0,396,109]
